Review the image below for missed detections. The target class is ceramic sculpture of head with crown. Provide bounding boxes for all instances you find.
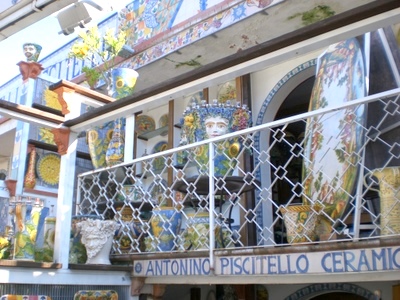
[179,99,251,176]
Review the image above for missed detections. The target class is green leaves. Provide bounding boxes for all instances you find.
[68,26,128,89]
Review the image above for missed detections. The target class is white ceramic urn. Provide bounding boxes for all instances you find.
[77,219,119,265]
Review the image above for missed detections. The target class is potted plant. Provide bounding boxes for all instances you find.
[68,26,137,96]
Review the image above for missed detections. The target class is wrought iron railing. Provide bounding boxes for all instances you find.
[76,88,400,258]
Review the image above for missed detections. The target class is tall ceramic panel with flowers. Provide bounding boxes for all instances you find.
[179,99,251,176]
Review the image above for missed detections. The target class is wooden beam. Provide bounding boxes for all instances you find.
[0,99,64,128]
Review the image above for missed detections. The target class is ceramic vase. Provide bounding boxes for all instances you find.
[280,205,318,244]
[364,166,400,235]
[87,121,114,169]
[24,146,36,189]
[14,202,35,260]
[111,68,139,99]
[150,207,182,251]
[105,118,125,167]
[77,219,119,265]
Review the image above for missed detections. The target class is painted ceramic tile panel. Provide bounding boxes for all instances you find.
[302,38,367,223]
[0,296,51,300]
[119,0,282,70]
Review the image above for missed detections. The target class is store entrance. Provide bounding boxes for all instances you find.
[311,292,368,300]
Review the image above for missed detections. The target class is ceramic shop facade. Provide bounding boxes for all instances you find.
[2,0,400,299]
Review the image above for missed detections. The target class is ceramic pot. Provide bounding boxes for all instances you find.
[280,205,318,244]
[24,146,36,189]
[111,68,139,99]
[183,212,224,250]
[87,121,114,169]
[77,219,119,265]
[69,215,101,264]
[364,166,400,235]
[150,207,181,251]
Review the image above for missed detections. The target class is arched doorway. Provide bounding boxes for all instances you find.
[311,292,367,300]
[284,283,375,300]
[253,59,316,241]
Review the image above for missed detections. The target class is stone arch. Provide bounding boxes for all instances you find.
[284,283,375,300]
[253,59,317,237]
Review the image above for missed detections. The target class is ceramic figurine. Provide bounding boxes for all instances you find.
[23,43,42,62]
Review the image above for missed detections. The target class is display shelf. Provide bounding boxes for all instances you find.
[137,126,168,140]
[0,259,62,269]
[68,263,131,271]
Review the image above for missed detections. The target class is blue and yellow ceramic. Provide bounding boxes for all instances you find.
[87,121,114,169]
[105,118,126,167]
[111,68,139,100]
[150,207,181,251]
[73,290,118,300]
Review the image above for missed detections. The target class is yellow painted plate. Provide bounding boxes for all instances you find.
[36,153,61,186]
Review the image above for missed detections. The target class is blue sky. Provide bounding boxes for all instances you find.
[0,1,131,87]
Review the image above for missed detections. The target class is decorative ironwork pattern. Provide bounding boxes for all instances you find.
[77,89,400,256]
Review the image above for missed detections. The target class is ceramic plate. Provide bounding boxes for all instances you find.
[158,114,168,128]
[152,141,168,171]
[302,38,366,222]
[135,115,155,135]
[217,80,236,103]
[158,114,168,136]
[184,91,203,109]
[36,152,61,186]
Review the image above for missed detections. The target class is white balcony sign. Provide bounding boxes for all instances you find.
[133,246,400,277]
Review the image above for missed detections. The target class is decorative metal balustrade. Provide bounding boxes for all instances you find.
[76,88,400,258]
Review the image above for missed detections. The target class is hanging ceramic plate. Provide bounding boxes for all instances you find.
[158,114,168,128]
[217,80,236,103]
[184,91,202,109]
[158,114,169,136]
[152,141,168,172]
[36,153,61,186]
[135,115,155,135]
[302,38,366,228]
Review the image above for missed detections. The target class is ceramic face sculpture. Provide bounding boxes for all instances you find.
[179,99,252,176]
[205,115,229,138]
[23,43,42,62]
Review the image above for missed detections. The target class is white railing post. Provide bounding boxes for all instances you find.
[208,141,215,274]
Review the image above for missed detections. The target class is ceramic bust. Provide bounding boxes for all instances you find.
[23,43,42,62]
[77,219,119,264]
[179,99,252,176]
